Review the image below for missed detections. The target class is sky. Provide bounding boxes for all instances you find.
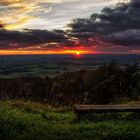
[0,0,140,55]
[0,0,128,30]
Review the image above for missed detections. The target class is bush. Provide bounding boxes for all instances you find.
[0,62,139,106]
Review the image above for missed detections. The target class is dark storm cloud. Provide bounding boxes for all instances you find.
[0,29,74,49]
[69,0,140,48]
[0,29,67,44]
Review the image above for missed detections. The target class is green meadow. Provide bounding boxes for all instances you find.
[0,100,140,140]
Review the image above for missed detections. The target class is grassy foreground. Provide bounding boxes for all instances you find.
[0,101,140,140]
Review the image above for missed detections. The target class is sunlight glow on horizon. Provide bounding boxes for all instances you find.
[0,49,138,55]
[0,49,94,55]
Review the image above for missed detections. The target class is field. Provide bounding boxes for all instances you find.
[1,100,140,140]
[0,54,139,78]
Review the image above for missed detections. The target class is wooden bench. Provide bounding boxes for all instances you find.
[74,104,140,119]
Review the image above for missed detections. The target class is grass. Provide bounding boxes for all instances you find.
[0,100,140,140]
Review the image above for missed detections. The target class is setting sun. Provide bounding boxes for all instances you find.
[76,52,80,55]
[65,50,89,55]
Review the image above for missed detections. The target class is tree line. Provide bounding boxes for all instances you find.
[0,62,140,106]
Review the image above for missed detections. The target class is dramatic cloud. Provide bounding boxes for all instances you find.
[0,0,60,30]
[0,0,126,30]
[68,0,140,53]
[0,29,74,50]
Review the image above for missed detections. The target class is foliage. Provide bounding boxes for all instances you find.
[0,62,139,105]
[0,100,140,140]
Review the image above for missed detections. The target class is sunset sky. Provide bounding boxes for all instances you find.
[0,0,140,55]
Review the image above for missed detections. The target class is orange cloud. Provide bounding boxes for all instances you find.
[5,17,35,30]
[0,0,61,30]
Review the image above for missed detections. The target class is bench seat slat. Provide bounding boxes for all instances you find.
[74,105,140,114]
